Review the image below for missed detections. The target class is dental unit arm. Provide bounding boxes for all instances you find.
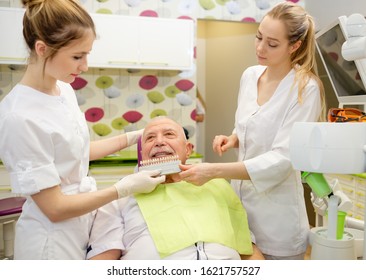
[310,179,352,222]
[302,172,352,238]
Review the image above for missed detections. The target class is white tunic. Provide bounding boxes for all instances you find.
[0,82,96,259]
[231,65,322,257]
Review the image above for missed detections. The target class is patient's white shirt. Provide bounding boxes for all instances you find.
[87,196,242,260]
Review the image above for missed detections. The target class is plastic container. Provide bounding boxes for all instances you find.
[344,228,364,258]
[310,227,356,260]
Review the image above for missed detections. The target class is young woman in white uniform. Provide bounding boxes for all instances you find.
[0,0,164,260]
[180,2,326,259]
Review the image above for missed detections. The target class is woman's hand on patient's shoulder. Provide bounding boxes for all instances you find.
[179,163,215,186]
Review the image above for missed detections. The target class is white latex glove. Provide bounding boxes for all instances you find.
[126,129,144,146]
[114,170,165,198]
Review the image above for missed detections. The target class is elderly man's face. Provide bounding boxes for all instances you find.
[141,117,192,163]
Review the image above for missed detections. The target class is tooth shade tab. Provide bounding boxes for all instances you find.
[139,155,181,175]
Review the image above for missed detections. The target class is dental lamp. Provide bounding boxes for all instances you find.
[341,13,366,61]
[289,12,366,260]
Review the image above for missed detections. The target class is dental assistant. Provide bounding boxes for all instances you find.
[180,2,326,260]
[0,0,164,260]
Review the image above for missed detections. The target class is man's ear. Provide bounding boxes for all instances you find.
[185,142,194,158]
[34,40,48,57]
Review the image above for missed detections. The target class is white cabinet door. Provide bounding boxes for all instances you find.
[0,8,28,65]
[89,14,194,70]
[0,9,194,71]
[139,17,194,70]
[89,14,140,68]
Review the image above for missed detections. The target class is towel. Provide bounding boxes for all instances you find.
[135,178,253,258]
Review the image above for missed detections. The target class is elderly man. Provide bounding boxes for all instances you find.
[87,116,263,260]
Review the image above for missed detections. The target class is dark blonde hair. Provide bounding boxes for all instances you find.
[267,2,326,121]
[22,0,95,67]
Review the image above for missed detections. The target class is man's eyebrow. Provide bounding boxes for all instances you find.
[144,131,155,137]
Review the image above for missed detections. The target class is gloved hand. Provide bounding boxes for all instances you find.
[126,129,144,146]
[114,170,165,198]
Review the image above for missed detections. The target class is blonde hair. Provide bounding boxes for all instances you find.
[267,2,326,121]
[22,0,95,70]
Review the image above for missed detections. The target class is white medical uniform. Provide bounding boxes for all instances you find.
[0,82,96,259]
[87,196,244,260]
[231,65,321,257]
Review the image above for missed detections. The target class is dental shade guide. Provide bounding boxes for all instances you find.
[138,155,181,175]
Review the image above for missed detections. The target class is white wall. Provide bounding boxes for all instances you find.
[196,24,207,158]
[197,20,258,163]
[306,0,366,31]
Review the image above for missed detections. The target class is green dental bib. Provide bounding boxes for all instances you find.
[135,178,253,258]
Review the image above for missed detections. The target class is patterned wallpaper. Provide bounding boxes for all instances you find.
[73,68,197,141]
[0,0,304,151]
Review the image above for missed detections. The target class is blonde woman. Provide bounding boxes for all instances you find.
[180,2,326,260]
